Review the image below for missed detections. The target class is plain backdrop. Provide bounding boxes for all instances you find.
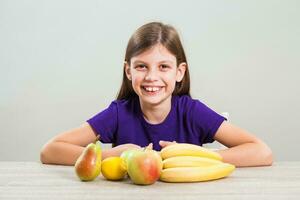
[0,0,299,161]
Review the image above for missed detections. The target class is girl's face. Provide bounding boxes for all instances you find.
[125,44,186,107]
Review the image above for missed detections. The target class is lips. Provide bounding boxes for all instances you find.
[141,86,163,94]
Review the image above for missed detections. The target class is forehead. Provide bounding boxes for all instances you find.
[131,44,176,64]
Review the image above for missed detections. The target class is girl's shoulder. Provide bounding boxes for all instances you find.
[112,96,137,105]
[174,95,200,107]
[174,95,211,114]
[110,97,139,111]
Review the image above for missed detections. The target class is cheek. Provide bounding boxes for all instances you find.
[131,74,144,87]
[164,74,177,86]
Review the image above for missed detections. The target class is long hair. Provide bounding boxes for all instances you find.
[117,22,190,100]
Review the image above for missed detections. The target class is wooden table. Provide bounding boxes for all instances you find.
[0,162,299,199]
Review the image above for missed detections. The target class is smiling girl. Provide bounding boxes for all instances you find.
[40,22,273,167]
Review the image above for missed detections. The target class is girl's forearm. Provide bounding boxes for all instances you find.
[216,142,273,167]
[40,141,125,165]
[40,142,84,165]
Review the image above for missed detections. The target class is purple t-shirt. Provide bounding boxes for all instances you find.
[87,95,226,151]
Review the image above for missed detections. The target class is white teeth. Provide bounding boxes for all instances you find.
[144,87,160,92]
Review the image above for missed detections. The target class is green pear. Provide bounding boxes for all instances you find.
[75,140,102,181]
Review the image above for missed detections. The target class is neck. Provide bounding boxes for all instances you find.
[139,96,172,124]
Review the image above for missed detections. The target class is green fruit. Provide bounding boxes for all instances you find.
[74,140,102,181]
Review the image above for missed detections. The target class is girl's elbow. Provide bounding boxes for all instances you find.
[40,143,51,164]
[265,149,273,166]
[262,145,273,166]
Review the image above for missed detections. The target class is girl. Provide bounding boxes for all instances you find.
[40,22,273,167]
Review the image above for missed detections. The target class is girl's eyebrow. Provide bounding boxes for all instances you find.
[132,60,174,65]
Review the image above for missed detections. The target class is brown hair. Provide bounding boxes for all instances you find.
[117,22,190,100]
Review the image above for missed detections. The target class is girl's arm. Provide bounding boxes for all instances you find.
[214,121,273,167]
[40,122,140,165]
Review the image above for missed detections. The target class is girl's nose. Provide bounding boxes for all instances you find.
[145,69,158,81]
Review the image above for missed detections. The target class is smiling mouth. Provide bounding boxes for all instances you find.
[141,86,163,95]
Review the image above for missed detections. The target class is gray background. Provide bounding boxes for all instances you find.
[1,0,299,161]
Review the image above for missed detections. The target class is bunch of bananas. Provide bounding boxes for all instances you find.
[159,143,235,183]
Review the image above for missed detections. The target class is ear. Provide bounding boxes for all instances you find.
[176,62,187,82]
[124,61,132,81]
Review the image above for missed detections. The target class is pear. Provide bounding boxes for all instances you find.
[75,138,102,181]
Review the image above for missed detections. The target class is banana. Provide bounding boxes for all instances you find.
[163,156,222,169]
[160,143,222,160]
[160,163,235,183]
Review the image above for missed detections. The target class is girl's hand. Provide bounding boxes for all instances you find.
[113,143,142,156]
[159,140,177,148]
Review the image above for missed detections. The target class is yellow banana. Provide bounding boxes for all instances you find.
[160,163,235,183]
[160,143,222,160]
[163,156,222,169]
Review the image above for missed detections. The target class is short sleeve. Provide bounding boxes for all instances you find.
[191,100,226,144]
[86,102,118,143]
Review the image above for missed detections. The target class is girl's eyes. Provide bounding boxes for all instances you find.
[135,64,147,69]
[160,65,169,70]
[134,64,170,70]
